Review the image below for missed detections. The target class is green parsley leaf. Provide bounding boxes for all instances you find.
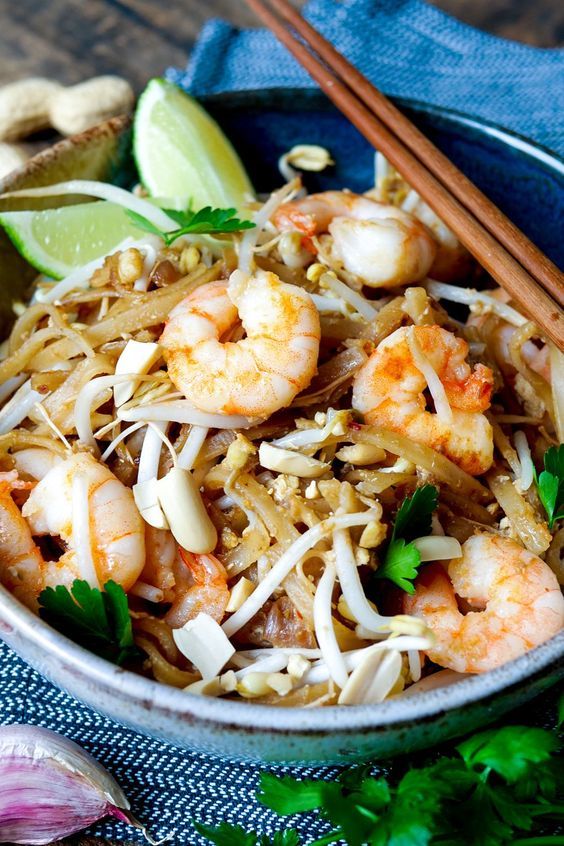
[374,484,438,592]
[535,444,564,530]
[194,822,301,846]
[264,833,301,846]
[375,539,421,594]
[457,726,559,782]
[194,822,256,846]
[259,773,325,815]
[392,484,438,543]
[38,579,138,666]
[126,205,255,246]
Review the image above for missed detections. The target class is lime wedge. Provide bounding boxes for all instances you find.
[0,202,142,279]
[134,78,254,210]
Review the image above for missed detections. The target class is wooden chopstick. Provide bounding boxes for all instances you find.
[243,0,564,351]
[272,0,564,308]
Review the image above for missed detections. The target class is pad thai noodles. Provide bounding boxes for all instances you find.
[0,141,563,708]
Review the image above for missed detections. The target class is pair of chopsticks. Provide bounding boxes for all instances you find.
[243,0,564,350]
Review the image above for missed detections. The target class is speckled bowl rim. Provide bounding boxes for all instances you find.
[0,94,562,738]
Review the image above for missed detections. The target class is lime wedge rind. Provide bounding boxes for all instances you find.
[0,202,141,280]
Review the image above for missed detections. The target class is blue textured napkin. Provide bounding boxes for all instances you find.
[167,0,564,155]
[1,3,563,844]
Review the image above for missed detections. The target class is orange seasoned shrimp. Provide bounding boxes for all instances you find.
[404,533,564,673]
[273,191,437,287]
[7,452,145,604]
[0,471,44,607]
[165,550,229,627]
[160,269,321,418]
[352,325,494,474]
[140,524,179,603]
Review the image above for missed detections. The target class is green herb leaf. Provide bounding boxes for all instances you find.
[535,444,564,530]
[392,484,438,543]
[374,485,438,593]
[264,833,301,846]
[259,773,325,815]
[38,579,138,666]
[126,205,255,246]
[457,726,559,783]
[194,822,256,846]
[375,539,421,594]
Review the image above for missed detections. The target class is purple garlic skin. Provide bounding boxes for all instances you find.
[0,724,130,845]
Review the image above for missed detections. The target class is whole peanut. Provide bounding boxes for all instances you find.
[0,78,63,141]
[49,76,135,135]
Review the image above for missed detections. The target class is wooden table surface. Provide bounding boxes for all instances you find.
[0,0,562,90]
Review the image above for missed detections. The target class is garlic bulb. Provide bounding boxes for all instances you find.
[0,724,134,845]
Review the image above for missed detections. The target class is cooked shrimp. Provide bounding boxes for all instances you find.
[14,452,145,603]
[165,550,229,627]
[160,270,321,418]
[352,325,494,474]
[469,291,550,380]
[401,193,472,282]
[140,524,179,603]
[273,191,437,287]
[12,447,60,481]
[0,471,44,606]
[403,533,564,673]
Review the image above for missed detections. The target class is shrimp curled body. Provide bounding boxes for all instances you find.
[161,270,321,418]
[165,550,229,628]
[404,533,564,673]
[0,453,145,608]
[352,325,494,475]
[273,191,437,288]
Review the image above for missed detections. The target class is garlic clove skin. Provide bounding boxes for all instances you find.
[0,725,130,845]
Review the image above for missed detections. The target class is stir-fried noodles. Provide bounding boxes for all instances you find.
[0,151,563,707]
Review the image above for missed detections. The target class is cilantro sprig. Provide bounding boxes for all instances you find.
[127,205,255,246]
[38,578,139,666]
[535,444,564,530]
[194,823,299,846]
[375,484,438,594]
[192,718,563,846]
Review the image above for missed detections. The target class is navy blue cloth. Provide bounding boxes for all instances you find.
[167,0,564,155]
[1,3,563,844]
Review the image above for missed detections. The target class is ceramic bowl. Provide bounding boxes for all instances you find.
[0,91,563,764]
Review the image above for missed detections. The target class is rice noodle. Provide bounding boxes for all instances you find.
[350,426,490,500]
[28,264,220,372]
[407,326,453,424]
[72,473,99,588]
[222,510,379,637]
[313,559,348,688]
[487,470,551,555]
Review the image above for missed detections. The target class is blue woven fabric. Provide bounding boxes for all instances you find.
[1,3,563,844]
[167,0,564,155]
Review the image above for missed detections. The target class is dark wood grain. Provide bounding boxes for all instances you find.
[0,0,561,91]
